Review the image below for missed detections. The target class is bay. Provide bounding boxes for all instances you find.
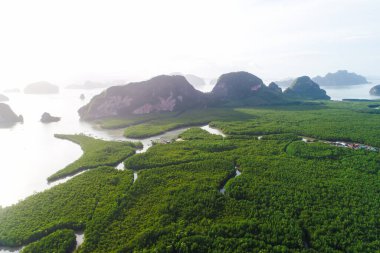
[1,81,379,208]
[0,89,123,207]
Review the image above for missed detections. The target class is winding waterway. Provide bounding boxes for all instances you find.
[2,81,378,207]
[220,168,241,194]
[75,232,85,250]
[201,125,226,137]
[1,82,375,252]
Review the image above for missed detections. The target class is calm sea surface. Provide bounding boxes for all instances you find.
[321,81,380,101]
[0,89,126,207]
[1,82,379,207]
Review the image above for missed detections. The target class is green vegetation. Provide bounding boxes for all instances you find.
[48,134,141,182]
[211,101,380,147]
[286,141,349,159]
[178,127,224,140]
[1,101,380,252]
[97,112,178,129]
[86,129,380,252]
[80,159,236,253]
[21,229,76,253]
[0,167,133,247]
[123,108,251,138]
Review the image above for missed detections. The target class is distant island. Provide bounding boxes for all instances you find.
[79,71,330,120]
[0,94,9,102]
[276,70,369,87]
[40,112,61,123]
[369,85,380,96]
[312,70,369,86]
[3,88,20,93]
[0,103,23,125]
[24,81,59,94]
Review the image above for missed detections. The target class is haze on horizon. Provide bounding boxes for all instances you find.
[0,0,379,89]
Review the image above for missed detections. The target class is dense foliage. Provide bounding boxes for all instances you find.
[0,167,134,247]
[211,102,380,147]
[123,108,252,138]
[178,127,224,141]
[124,139,237,171]
[79,159,236,253]
[88,131,380,252]
[78,75,206,121]
[21,229,76,253]
[1,101,379,252]
[97,112,178,129]
[48,134,141,181]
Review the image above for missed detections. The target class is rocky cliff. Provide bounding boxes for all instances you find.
[284,76,330,100]
[78,75,205,120]
[211,71,265,99]
[268,82,282,94]
[79,72,330,120]
[210,72,285,105]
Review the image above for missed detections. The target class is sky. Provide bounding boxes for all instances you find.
[0,0,379,88]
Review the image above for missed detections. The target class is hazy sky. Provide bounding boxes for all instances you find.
[0,0,379,88]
